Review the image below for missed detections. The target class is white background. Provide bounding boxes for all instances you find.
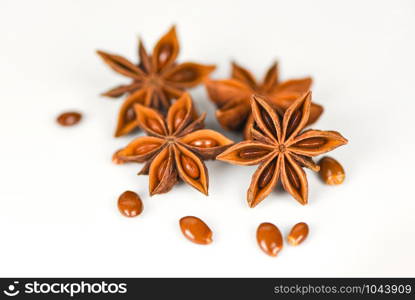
[0,0,414,277]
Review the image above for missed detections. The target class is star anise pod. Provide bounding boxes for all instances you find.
[97,26,215,137]
[116,93,233,195]
[217,92,347,207]
[205,62,324,139]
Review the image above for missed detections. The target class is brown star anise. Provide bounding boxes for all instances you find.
[116,93,233,195]
[205,62,324,139]
[97,26,215,137]
[217,92,347,207]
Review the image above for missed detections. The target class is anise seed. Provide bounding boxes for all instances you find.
[146,118,164,134]
[295,137,327,148]
[181,155,200,179]
[179,216,212,245]
[118,191,143,218]
[256,222,283,257]
[56,112,82,126]
[239,148,269,160]
[261,109,276,135]
[286,110,302,137]
[286,162,301,190]
[258,163,275,188]
[288,222,309,246]
[157,159,168,181]
[134,143,159,155]
[318,156,345,185]
[190,138,218,148]
[173,109,186,131]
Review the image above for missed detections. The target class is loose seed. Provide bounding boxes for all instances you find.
[117,191,143,218]
[56,111,82,126]
[318,156,345,185]
[181,154,200,179]
[256,222,283,257]
[190,138,218,148]
[179,216,212,245]
[288,222,309,246]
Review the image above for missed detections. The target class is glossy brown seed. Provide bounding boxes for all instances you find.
[318,156,345,185]
[56,111,82,126]
[288,222,309,246]
[146,118,164,134]
[286,162,301,189]
[179,216,212,245]
[117,191,143,218]
[295,137,327,148]
[256,222,283,257]
[239,148,269,160]
[181,155,200,179]
[173,109,186,131]
[258,163,275,188]
[157,159,168,181]
[189,138,218,148]
[286,109,302,137]
[134,143,160,156]
[260,109,276,135]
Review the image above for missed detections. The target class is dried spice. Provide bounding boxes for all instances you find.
[217,92,347,207]
[318,156,345,185]
[97,26,215,137]
[256,222,283,257]
[56,111,82,126]
[287,222,309,246]
[112,149,126,165]
[116,93,233,195]
[205,62,323,139]
[179,216,213,245]
[117,191,143,217]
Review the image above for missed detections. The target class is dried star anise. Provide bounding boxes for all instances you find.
[217,92,347,207]
[116,93,233,195]
[205,62,324,139]
[97,26,215,137]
